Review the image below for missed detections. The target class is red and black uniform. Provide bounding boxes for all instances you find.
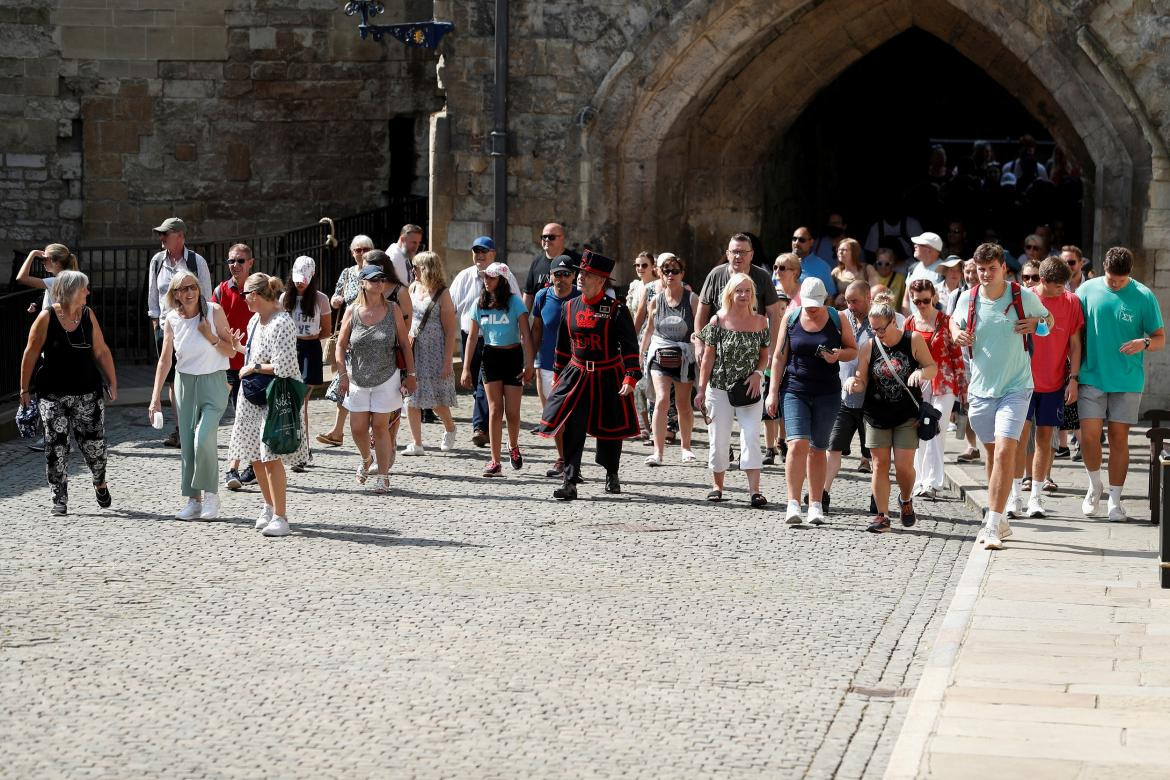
[538,288,642,482]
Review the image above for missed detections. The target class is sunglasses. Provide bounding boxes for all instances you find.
[1025,244,1042,251]
[774,267,795,273]
[791,236,811,243]
[227,258,249,265]
[540,234,561,241]
[912,298,933,306]
[552,270,573,278]
[728,249,752,256]
[177,284,200,294]
[1065,260,1079,267]
[634,263,649,269]
[1021,274,1040,282]
[874,261,892,268]
[660,268,681,276]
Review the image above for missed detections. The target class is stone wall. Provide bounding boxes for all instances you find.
[1,0,441,279]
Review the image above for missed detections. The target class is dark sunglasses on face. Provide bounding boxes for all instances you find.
[634,263,649,269]
[552,270,573,278]
[177,284,199,294]
[875,261,892,268]
[661,268,681,276]
[1065,260,1079,267]
[1025,244,1042,251]
[1021,274,1040,282]
[792,236,811,243]
[541,234,561,241]
[228,258,248,265]
[912,298,932,306]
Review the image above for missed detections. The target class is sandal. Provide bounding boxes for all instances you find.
[316,432,343,447]
[355,455,373,485]
[750,493,768,508]
[1042,478,1058,493]
[706,489,723,502]
[372,474,390,494]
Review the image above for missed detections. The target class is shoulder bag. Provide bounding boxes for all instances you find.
[241,319,274,406]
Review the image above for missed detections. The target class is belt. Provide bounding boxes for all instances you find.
[571,356,622,372]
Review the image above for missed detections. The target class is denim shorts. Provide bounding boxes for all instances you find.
[969,389,1032,444]
[782,390,839,450]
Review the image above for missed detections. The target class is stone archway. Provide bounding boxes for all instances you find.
[581,0,1158,279]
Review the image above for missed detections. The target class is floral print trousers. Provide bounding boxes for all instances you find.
[38,391,107,506]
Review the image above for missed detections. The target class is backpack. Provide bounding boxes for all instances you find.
[150,248,210,293]
[965,281,1031,357]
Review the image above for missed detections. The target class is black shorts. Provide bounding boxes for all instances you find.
[296,338,324,385]
[481,344,523,387]
[828,404,869,456]
[155,326,176,383]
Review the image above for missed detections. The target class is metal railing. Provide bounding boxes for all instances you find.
[5,197,428,398]
[1142,411,1169,588]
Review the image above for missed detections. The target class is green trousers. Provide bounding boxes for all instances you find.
[176,370,229,496]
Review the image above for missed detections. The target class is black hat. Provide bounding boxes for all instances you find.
[550,254,575,273]
[575,249,614,278]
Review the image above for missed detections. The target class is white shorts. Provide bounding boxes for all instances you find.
[539,369,556,395]
[343,371,402,414]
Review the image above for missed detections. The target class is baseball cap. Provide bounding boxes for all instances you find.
[153,217,187,234]
[292,256,316,283]
[937,254,964,268]
[799,277,828,308]
[482,261,509,278]
[358,265,388,281]
[550,255,574,273]
[471,236,495,251]
[911,232,943,252]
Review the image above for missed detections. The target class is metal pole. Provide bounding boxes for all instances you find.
[490,0,508,255]
[1161,457,1170,588]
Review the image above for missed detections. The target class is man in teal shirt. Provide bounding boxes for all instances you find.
[952,243,1051,550]
[1077,246,1165,521]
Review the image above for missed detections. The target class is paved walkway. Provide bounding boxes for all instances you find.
[2,391,977,778]
[886,427,1170,778]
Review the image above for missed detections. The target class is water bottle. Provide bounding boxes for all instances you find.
[151,411,164,429]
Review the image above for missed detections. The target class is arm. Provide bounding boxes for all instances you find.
[199,306,239,359]
[146,257,160,325]
[148,319,174,418]
[331,267,348,309]
[824,314,857,363]
[693,300,712,354]
[693,327,717,411]
[518,313,535,384]
[335,308,354,394]
[394,305,417,395]
[842,341,874,395]
[16,250,47,289]
[615,301,642,395]
[764,300,782,363]
[951,308,973,347]
[1066,330,1082,405]
[197,256,213,300]
[908,331,937,386]
[87,308,117,400]
[396,285,413,324]
[1121,327,1165,355]
[18,313,49,407]
[639,298,657,361]
[460,320,481,389]
[633,289,650,333]
[440,290,457,380]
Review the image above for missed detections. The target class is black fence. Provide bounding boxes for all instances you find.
[3,197,427,399]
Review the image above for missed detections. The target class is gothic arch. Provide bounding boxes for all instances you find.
[582,0,1154,275]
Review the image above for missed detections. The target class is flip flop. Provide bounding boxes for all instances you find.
[315,433,343,447]
[706,489,723,502]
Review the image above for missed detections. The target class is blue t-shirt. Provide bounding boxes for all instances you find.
[533,286,581,368]
[953,283,1049,398]
[474,294,528,347]
[1078,277,1164,393]
[797,254,838,296]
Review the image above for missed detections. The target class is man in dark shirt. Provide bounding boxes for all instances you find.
[523,222,580,311]
[694,233,783,361]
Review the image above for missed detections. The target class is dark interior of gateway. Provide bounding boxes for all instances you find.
[760,28,1087,263]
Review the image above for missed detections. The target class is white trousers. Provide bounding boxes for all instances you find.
[913,387,954,489]
[705,386,764,472]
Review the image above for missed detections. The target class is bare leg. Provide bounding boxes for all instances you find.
[1106,421,1131,487]
[893,447,915,501]
[807,448,827,502]
[987,437,1019,514]
[407,406,424,446]
[786,439,810,501]
[324,402,348,441]
[712,470,725,491]
[826,451,843,491]
[1032,425,1057,482]
[263,461,287,517]
[871,447,892,515]
[370,411,391,474]
[1013,420,1032,478]
[503,385,522,449]
[651,374,671,459]
[435,405,456,433]
[675,380,694,451]
[350,411,371,470]
[252,458,272,507]
[485,381,504,463]
[744,467,761,495]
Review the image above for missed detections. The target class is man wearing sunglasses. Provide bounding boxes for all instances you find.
[790,226,837,300]
[147,217,212,447]
[523,222,579,312]
[1060,244,1093,293]
[212,243,257,490]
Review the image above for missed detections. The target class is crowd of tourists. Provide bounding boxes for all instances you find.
[15,210,1164,548]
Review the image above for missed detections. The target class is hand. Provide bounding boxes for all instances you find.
[1065,379,1079,405]
[230,329,244,353]
[522,365,534,385]
[401,374,418,395]
[694,388,706,411]
[1013,317,1039,335]
[907,370,923,388]
[441,361,453,380]
[765,392,779,418]
[843,377,862,394]
[19,390,30,408]
[238,364,253,378]
[147,398,160,421]
[26,302,37,313]
[337,375,349,395]
[819,348,840,364]
[747,372,764,397]
[1120,338,1147,355]
[460,370,472,389]
[954,329,975,347]
[106,385,118,402]
[29,249,46,261]
[331,295,344,309]
[618,381,633,397]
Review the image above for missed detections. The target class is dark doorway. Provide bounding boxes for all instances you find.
[761,27,1086,261]
[386,115,417,198]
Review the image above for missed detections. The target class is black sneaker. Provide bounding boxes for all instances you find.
[51,502,67,516]
[28,436,45,452]
[545,458,565,478]
[239,465,257,486]
[822,490,830,512]
[899,498,917,527]
[94,485,112,509]
[164,429,181,448]
[866,514,890,533]
[1053,446,1071,459]
[291,462,306,473]
[225,469,242,491]
[762,447,776,466]
[604,471,621,494]
[509,446,523,470]
[422,408,439,424]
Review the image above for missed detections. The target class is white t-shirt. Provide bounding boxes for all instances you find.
[166,302,230,376]
[287,291,331,338]
[41,276,55,310]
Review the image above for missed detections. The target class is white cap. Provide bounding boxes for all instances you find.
[482,261,509,278]
[292,256,315,284]
[799,277,828,308]
[911,232,943,252]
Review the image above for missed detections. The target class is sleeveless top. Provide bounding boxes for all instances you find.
[653,289,694,342]
[167,303,230,376]
[36,307,103,396]
[780,312,842,396]
[864,332,921,429]
[348,304,398,388]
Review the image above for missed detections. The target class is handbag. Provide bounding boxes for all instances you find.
[262,376,309,454]
[16,396,41,439]
[322,331,338,371]
[241,319,274,406]
[655,345,682,370]
[873,336,941,441]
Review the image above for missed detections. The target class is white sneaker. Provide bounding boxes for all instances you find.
[198,493,221,520]
[176,498,202,521]
[680,449,696,463]
[440,429,456,452]
[1108,503,1128,523]
[785,501,803,526]
[807,503,825,526]
[1026,495,1046,518]
[998,518,1013,539]
[982,529,1004,550]
[402,442,425,456]
[1005,493,1023,518]
[255,504,273,530]
[645,453,662,466]
[261,515,290,537]
[1082,487,1102,516]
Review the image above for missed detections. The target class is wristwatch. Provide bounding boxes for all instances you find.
[1070,374,1079,382]
[1144,337,1151,350]
[253,362,262,372]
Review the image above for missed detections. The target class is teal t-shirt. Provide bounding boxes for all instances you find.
[1078,277,1164,393]
[473,294,528,347]
[953,283,1049,398]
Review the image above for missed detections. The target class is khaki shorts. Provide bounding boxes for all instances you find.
[865,417,918,450]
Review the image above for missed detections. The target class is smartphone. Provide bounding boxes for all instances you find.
[816,345,837,358]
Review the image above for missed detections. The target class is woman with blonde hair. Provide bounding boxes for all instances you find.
[16,243,79,313]
[830,238,878,307]
[694,272,771,506]
[403,250,458,454]
[148,270,240,520]
[227,273,305,537]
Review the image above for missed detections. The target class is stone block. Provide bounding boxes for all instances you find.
[249,27,277,50]
[174,143,198,162]
[162,79,215,99]
[98,122,143,154]
[145,26,192,60]
[191,26,227,60]
[225,143,250,181]
[6,153,47,168]
[60,25,110,60]
[59,200,83,220]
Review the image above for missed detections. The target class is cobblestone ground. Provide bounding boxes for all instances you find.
[1,394,976,779]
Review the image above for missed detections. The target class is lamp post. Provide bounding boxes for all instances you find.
[490,0,508,255]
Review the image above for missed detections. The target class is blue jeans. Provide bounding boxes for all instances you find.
[782,390,839,451]
[461,330,488,432]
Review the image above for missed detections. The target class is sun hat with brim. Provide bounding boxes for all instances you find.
[937,255,964,268]
[799,277,828,307]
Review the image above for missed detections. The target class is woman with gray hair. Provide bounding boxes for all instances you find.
[18,269,118,516]
[843,299,936,533]
[148,270,240,521]
[318,234,375,446]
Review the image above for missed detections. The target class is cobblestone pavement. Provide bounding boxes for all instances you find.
[1,395,976,778]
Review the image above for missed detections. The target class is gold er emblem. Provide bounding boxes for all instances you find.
[412,28,425,44]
